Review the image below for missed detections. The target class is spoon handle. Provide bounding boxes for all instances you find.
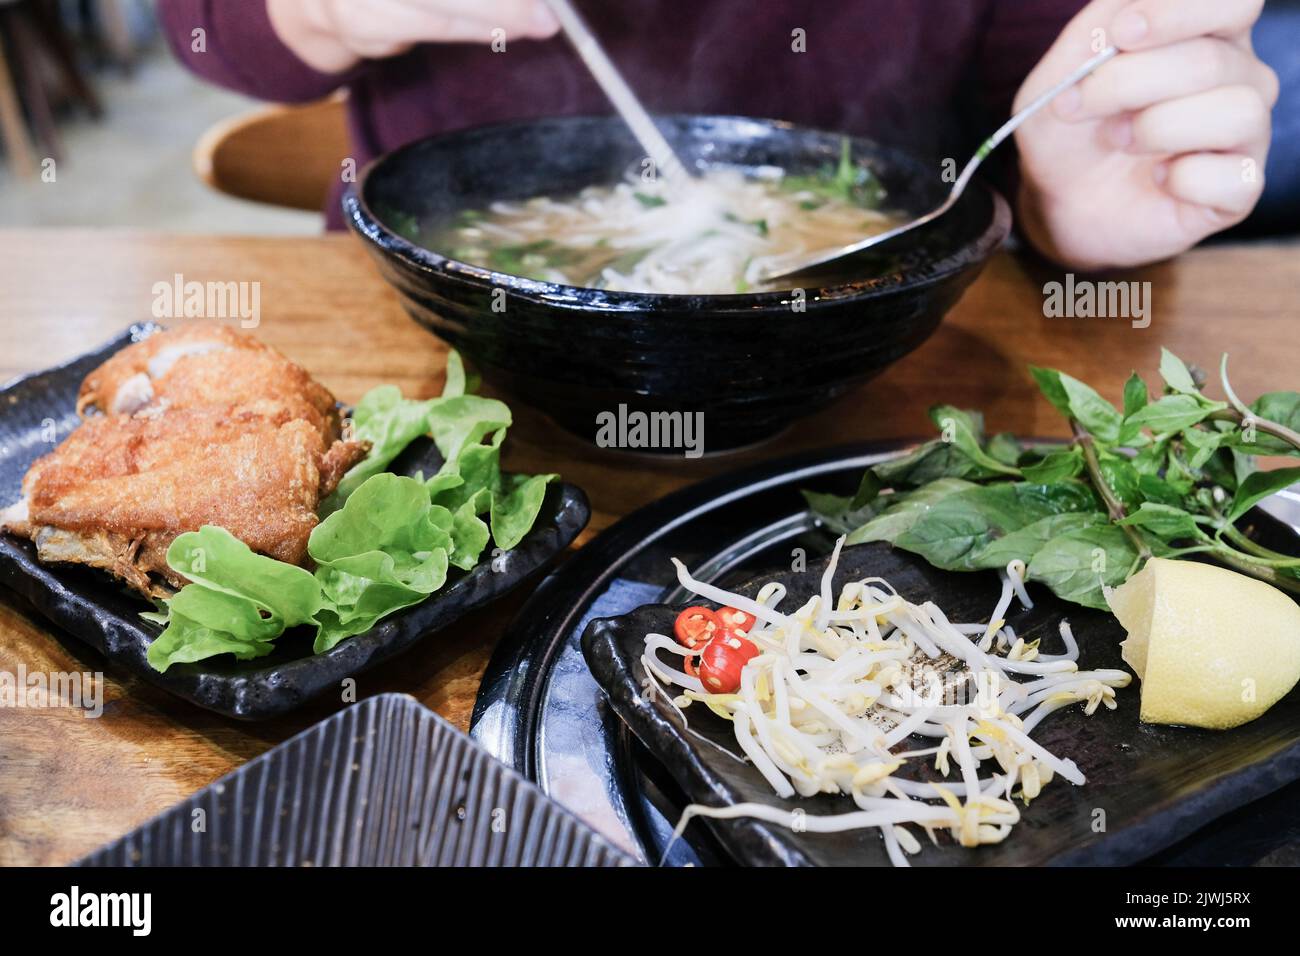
[952,45,1118,196]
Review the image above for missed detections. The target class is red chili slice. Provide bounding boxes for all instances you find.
[673,606,721,649]
[716,606,756,639]
[698,634,760,694]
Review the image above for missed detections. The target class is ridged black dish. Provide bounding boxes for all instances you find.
[78,693,632,866]
[345,115,1011,450]
[581,542,1300,866]
[0,326,591,720]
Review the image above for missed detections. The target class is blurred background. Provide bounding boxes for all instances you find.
[0,0,315,232]
[0,0,1296,238]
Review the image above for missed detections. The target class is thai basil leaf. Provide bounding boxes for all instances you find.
[1117,502,1206,541]
[967,512,1105,571]
[1135,473,1184,508]
[1061,375,1123,443]
[986,433,1023,468]
[1181,426,1227,471]
[1029,366,1072,417]
[871,441,1005,488]
[1124,394,1215,435]
[929,405,1020,476]
[929,405,986,440]
[848,469,884,510]
[1029,367,1121,442]
[1027,525,1143,609]
[844,478,977,545]
[1097,456,1142,510]
[1226,466,1300,523]
[804,488,889,537]
[1230,391,1300,456]
[1122,372,1149,418]
[892,481,1097,571]
[1158,348,1199,395]
[1020,448,1083,483]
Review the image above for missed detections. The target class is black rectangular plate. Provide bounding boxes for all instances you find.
[583,540,1300,866]
[0,326,589,720]
[78,693,632,866]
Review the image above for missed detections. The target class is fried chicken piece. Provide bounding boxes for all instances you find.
[2,325,369,598]
[24,402,318,502]
[78,323,257,415]
[37,420,326,561]
[77,322,342,437]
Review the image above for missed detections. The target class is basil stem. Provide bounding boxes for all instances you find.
[1071,419,1152,560]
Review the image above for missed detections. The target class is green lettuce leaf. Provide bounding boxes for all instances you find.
[491,473,558,551]
[449,493,492,570]
[310,473,456,652]
[324,385,437,509]
[146,526,323,672]
[442,350,468,398]
[429,432,505,511]
[427,394,512,463]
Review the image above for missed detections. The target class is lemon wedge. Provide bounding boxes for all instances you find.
[1107,558,1300,729]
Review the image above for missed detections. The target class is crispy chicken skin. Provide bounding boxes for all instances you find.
[77,323,340,436]
[2,324,368,597]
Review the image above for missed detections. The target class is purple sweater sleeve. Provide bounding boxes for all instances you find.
[974,0,1087,120]
[158,0,360,103]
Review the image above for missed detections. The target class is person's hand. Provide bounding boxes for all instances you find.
[1013,0,1277,270]
[268,0,560,74]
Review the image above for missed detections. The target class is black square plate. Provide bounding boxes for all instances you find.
[78,693,632,866]
[0,326,589,719]
[583,538,1300,866]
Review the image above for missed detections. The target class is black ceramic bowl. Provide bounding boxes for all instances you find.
[345,115,1011,450]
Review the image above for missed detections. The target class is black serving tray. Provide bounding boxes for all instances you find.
[583,542,1300,866]
[0,325,589,720]
[471,443,1300,866]
[79,693,632,866]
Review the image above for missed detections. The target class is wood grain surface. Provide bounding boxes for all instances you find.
[0,228,1296,864]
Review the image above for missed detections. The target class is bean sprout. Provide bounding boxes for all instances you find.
[650,540,1130,865]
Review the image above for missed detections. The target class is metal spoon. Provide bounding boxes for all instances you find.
[754,45,1119,284]
[545,0,692,191]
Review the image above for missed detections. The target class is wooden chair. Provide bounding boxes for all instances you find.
[193,93,350,212]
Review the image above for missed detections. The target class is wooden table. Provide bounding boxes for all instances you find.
[1,228,1297,865]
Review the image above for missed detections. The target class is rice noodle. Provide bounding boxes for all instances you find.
[428,166,902,294]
